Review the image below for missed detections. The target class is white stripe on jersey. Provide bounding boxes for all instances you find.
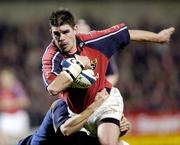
[42,73,48,87]
[51,51,60,75]
[84,26,127,44]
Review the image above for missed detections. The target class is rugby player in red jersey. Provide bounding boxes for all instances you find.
[42,8,175,145]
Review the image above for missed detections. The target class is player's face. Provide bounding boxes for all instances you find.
[51,24,77,54]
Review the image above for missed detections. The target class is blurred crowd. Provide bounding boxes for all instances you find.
[0,16,179,129]
[116,21,180,113]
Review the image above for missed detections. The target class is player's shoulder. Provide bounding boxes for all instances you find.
[76,32,92,42]
[77,23,128,41]
[104,23,128,33]
[51,99,67,111]
[116,23,127,29]
[42,41,59,61]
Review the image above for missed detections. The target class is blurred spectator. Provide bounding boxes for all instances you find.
[105,57,119,86]
[0,68,30,144]
[77,19,91,33]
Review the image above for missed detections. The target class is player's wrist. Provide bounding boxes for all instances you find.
[89,98,104,110]
[61,58,84,81]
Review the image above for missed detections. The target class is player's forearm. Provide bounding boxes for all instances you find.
[60,108,93,136]
[129,27,175,43]
[60,95,106,136]
[66,107,94,125]
[60,115,89,136]
[47,71,73,96]
[62,97,105,127]
[60,89,108,136]
[129,30,162,43]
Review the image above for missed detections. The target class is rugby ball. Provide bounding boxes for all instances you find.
[70,69,96,88]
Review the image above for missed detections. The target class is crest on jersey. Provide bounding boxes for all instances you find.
[91,58,97,70]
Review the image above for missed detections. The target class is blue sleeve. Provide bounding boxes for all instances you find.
[106,62,114,75]
[106,58,118,75]
[51,99,70,132]
[50,52,63,76]
[85,26,130,58]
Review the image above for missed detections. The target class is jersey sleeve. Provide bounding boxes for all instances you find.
[83,23,130,58]
[106,58,118,76]
[51,99,70,133]
[42,44,63,87]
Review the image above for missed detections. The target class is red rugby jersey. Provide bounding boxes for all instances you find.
[42,23,130,113]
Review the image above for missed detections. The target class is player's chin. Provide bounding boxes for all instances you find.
[61,44,69,50]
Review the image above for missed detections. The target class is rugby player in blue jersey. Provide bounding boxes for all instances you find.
[17,89,130,145]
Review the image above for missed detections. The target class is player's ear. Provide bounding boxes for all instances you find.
[49,28,52,34]
[74,25,78,33]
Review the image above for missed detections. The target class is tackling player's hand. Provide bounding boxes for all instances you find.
[89,89,109,110]
[157,27,175,43]
[119,115,131,137]
[95,89,109,101]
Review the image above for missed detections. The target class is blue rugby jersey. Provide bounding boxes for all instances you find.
[18,99,69,145]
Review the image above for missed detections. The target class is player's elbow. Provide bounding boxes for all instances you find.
[61,130,71,136]
[60,126,72,136]
[47,85,59,96]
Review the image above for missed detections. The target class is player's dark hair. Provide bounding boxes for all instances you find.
[49,8,75,28]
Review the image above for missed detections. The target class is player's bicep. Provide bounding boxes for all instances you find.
[42,51,63,86]
[42,60,62,88]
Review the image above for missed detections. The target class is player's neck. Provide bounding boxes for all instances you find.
[69,48,77,55]
[68,44,77,55]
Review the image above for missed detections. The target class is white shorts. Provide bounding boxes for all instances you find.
[84,87,124,136]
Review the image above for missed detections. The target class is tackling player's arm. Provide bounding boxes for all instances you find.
[129,27,175,43]
[60,90,131,137]
[60,89,109,136]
